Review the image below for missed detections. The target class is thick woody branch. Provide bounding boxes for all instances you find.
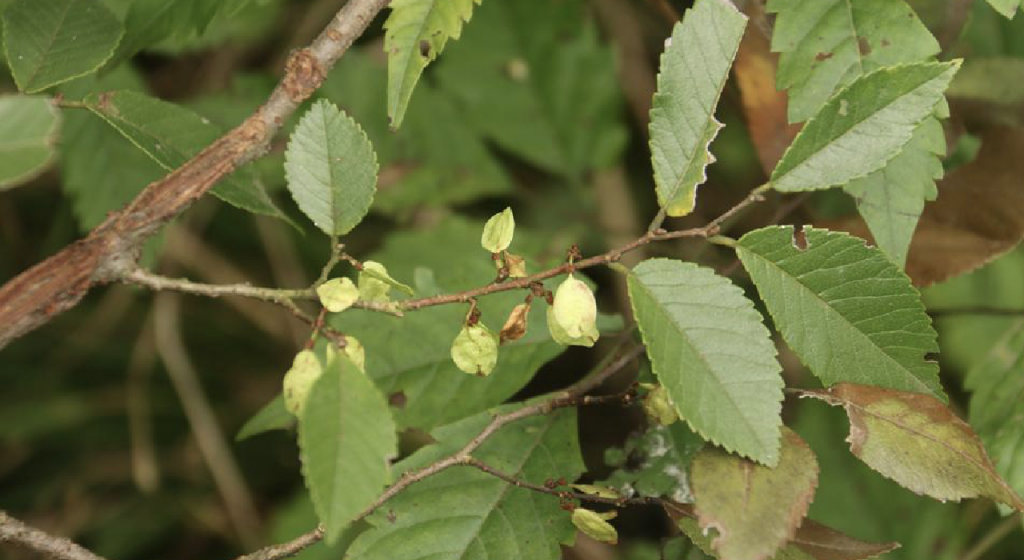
[0,0,391,350]
[0,512,107,560]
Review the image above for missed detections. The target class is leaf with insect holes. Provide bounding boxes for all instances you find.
[736,226,946,401]
[769,62,958,192]
[83,90,288,221]
[649,0,747,217]
[383,0,480,129]
[0,95,60,189]
[805,383,1024,511]
[768,0,940,123]
[345,406,584,560]
[285,99,378,236]
[299,353,397,544]
[3,0,123,93]
[689,428,819,560]
[668,504,900,560]
[628,258,783,466]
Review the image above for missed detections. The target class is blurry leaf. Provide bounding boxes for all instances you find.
[670,506,899,560]
[83,90,289,221]
[321,49,510,216]
[966,320,1024,508]
[768,0,940,123]
[236,394,293,441]
[601,422,704,503]
[329,218,565,430]
[688,428,819,560]
[649,0,747,217]
[831,126,1024,287]
[0,95,59,189]
[113,0,247,61]
[284,99,378,236]
[842,116,945,267]
[628,259,783,465]
[383,0,479,128]
[2,0,123,92]
[346,406,584,560]
[770,62,959,192]
[948,57,1024,106]
[985,0,1023,18]
[737,226,945,400]
[732,21,801,175]
[299,354,397,544]
[804,383,1024,511]
[435,0,626,179]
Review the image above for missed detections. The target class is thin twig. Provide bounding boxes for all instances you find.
[1,511,107,560]
[233,344,646,560]
[464,458,660,507]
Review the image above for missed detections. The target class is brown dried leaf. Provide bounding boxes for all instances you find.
[825,126,1024,287]
[499,302,530,344]
[803,383,1024,511]
[689,428,819,560]
[733,19,801,175]
[666,503,898,560]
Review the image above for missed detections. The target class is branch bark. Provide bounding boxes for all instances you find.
[0,512,108,560]
[0,0,392,350]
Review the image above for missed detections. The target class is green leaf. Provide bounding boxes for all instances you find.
[480,207,515,253]
[83,90,289,221]
[285,99,378,236]
[113,0,243,62]
[985,0,1024,18]
[329,218,568,430]
[383,0,479,129]
[346,406,584,560]
[435,0,625,179]
[736,226,945,400]
[2,0,123,92]
[236,394,293,441]
[671,507,899,560]
[805,383,1024,511]
[649,0,747,217]
[299,354,397,544]
[842,116,945,267]
[768,0,940,123]
[689,428,819,560]
[966,320,1024,509]
[601,422,704,503]
[627,258,783,466]
[0,95,59,189]
[770,62,959,192]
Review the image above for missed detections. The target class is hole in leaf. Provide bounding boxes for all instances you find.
[388,391,407,408]
[792,226,809,251]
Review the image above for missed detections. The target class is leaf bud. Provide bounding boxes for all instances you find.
[358,261,392,303]
[571,508,619,544]
[504,252,527,278]
[451,323,499,376]
[481,207,515,253]
[642,384,679,426]
[282,350,322,416]
[548,274,598,346]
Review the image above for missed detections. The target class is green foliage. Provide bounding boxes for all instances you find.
[985,0,1024,18]
[689,429,819,560]
[770,62,959,192]
[346,407,584,560]
[768,0,940,123]
[113,0,250,62]
[2,0,123,92]
[628,258,783,465]
[235,394,292,441]
[602,422,704,503]
[0,95,59,189]
[649,0,747,217]
[383,0,479,129]
[737,226,946,400]
[435,0,625,179]
[284,99,378,236]
[299,353,397,544]
[82,89,288,220]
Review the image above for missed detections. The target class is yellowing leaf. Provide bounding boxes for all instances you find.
[450,323,499,376]
[571,509,618,544]
[282,350,322,416]
[551,274,597,340]
[689,428,819,560]
[481,207,515,253]
[317,277,359,313]
[805,383,1024,511]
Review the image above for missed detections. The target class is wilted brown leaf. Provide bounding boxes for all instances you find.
[499,302,530,344]
[803,383,1024,511]
[689,428,819,560]
[733,19,802,175]
[827,126,1024,287]
[667,503,899,560]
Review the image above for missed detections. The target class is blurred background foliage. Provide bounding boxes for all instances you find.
[2,0,1024,558]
